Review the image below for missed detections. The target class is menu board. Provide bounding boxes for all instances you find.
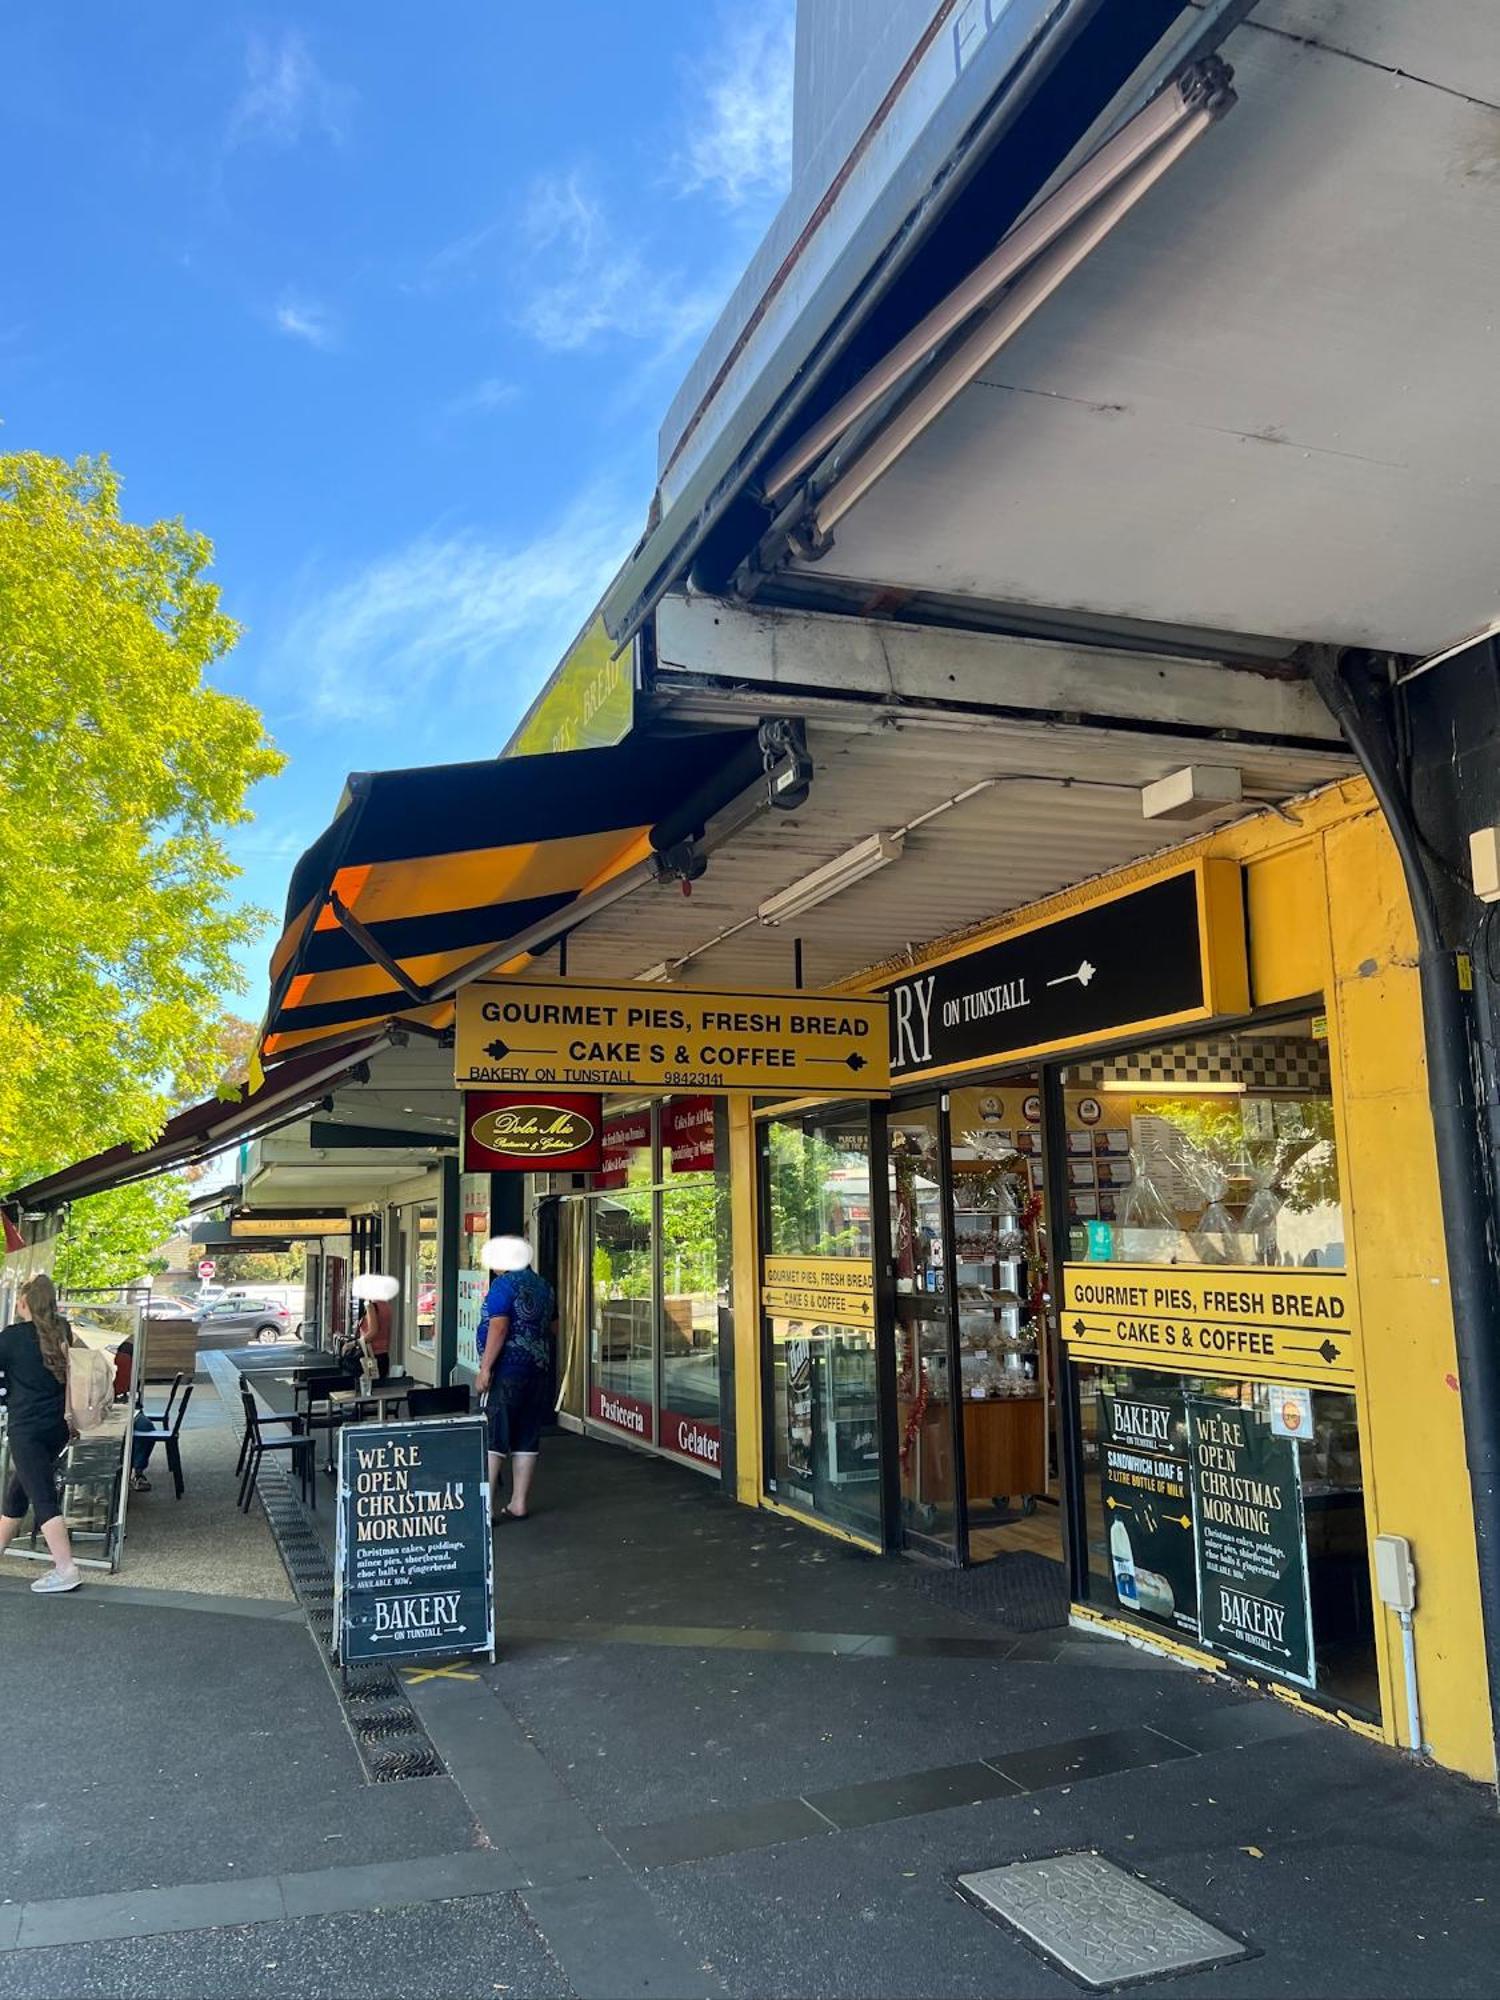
[1099,1390,1198,1636]
[1187,1398,1314,1687]
[336,1418,494,1667]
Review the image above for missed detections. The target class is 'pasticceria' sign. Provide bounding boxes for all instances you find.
[1062,1264,1356,1389]
[456,980,890,1095]
[762,1257,875,1328]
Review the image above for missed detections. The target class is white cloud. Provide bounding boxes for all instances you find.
[272,484,643,733]
[513,169,726,358]
[677,8,795,208]
[227,29,353,151]
[451,377,520,417]
[274,296,337,349]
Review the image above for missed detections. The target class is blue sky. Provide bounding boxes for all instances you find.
[1,4,793,999]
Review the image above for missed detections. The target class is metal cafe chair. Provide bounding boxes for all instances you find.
[406,1385,471,1419]
[295,1368,363,1474]
[131,1382,195,1499]
[236,1382,315,1512]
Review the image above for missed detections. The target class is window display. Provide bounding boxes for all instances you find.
[1077,1364,1376,1712]
[1064,1018,1343,1269]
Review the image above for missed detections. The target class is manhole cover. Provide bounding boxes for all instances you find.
[958,1851,1249,1989]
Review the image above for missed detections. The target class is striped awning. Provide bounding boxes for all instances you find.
[259,728,763,1063]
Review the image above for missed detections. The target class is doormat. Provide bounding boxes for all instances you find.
[914,1552,1070,1633]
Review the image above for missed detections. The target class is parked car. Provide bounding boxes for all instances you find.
[191,1295,295,1343]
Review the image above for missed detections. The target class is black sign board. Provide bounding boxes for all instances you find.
[1187,1398,1314,1687]
[335,1417,495,1667]
[886,868,1239,1079]
[1099,1390,1198,1635]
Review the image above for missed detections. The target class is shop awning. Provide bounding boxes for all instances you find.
[5,1035,389,1214]
[258,726,776,1063]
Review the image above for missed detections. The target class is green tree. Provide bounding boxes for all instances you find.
[51,1178,189,1292]
[0,454,283,1192]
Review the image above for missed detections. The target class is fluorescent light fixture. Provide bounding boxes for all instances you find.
[1100,1078,1246,1095]
[758,830,906,927]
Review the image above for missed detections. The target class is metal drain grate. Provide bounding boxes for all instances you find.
[958,1852,1251,1989]
[250,1452,444,1784]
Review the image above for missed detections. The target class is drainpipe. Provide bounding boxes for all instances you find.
[1312,647,1500,1780]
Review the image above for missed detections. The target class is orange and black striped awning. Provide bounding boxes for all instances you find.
[259,728,763,1064]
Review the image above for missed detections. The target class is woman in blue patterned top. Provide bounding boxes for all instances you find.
[476,1236,557,1522]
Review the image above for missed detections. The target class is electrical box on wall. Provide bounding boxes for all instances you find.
[1374,1532,1417,1613]
[1468,825,1500,903]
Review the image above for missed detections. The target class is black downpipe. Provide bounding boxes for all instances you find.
[1313,649,1500,1773]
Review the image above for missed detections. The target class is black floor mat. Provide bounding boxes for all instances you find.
[912,1550,1070,1633]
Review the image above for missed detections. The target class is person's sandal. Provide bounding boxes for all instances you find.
[130,1472,151,1492]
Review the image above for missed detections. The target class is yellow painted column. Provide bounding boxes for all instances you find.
[728,1096,763,1509]
[1324,808,1493,1781]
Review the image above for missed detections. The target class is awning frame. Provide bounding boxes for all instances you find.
[309,717,815,1027]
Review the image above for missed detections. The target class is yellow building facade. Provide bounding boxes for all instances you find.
[724,776,1490,1783]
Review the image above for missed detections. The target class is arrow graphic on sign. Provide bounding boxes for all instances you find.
[1047,960,1097,989]
[481,1037,551,1062]
[808,1052,869,1073]
[1287,1338,1344,1365]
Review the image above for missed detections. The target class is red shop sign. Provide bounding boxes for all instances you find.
[463,1091,603,1173]
[663,1095,716,1175]
[596,1110,651,1190]
[589,1384,654,1443]
[661,1408,722,1470]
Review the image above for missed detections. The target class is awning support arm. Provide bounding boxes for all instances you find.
[330,891,430,1005]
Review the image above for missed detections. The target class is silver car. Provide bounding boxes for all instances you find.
[192,1296,296,1343]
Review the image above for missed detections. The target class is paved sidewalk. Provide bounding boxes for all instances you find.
[2,1428,1498,1998]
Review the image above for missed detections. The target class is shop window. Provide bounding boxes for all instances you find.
[1064,1016,1343,1269]
[660,1176,725,1424]
[1075,1364,1377,1715]
[764,1107,872,1259]
[591,1190,655,1433]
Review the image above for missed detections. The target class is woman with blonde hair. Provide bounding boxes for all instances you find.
[0,1274,80,1592]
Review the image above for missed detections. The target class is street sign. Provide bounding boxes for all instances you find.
[197,1259,216,1280]
[455,979,890,1095]
[334,1417,495,1667]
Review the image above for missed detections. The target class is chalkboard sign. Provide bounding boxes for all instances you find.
[334,1416,494,1667]
[1188,1398,1313,1688]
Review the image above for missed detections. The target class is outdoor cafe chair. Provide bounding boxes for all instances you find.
[236,1382,314,1512]
[406,1385,471,1419]
[131,1381,194,1500]
[295,1368,363,1474]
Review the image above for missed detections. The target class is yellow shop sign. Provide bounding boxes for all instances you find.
[456,980,890,1095]
[762,1257,875,1328]
[1062,1264,1356,1388]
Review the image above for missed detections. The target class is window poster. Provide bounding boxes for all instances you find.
[1187,1397,1315,1687]
[1100,1389,1198,1635]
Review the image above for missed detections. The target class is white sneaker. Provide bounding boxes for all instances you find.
[30,1567,80,1594]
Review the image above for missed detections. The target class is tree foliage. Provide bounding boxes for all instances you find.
[0,454,284,1192]
[51,1178,189,1293]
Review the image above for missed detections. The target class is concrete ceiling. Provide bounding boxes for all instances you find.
[791,1,1500,656]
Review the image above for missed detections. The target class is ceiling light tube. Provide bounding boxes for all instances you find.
[762,72,1212,505]
[812,97,1227,541]
[758,830,906,926]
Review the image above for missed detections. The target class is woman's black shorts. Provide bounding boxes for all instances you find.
[3,1421,70,1530]
[486,1374,549,1456]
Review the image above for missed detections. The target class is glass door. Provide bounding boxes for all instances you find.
[887,1098,961,1559]
[590,1190,657,1445]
